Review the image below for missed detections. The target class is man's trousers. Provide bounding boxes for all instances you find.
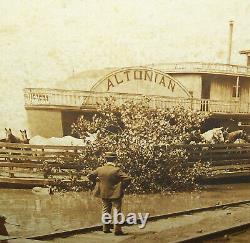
[102,198,122,233]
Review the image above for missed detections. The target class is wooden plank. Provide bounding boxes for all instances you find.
[209,159,250,166]
[0,142,88,150]
[202,153,250,161]
[0,154,58,160]
[0,177,55,186]
[0,148,82,155]
[187,150,250,158]
[0,162,42,168]
[0,154,78,161]
[195,148,250,153]
[211,154,250,159]
[200,148,250,153]
[188,160,250,166]
[204,171,250,178]
[0,176,88,189]
[209,164,250,170]
[0,170,87,179]
[0,162,87,170]
[174,143,250,149]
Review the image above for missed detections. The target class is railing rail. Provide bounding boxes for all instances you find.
[156,62,250,77]
[24,88,250,114]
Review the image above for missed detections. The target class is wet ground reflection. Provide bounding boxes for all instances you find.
[1,183,250,237]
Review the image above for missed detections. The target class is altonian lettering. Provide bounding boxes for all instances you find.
[106,69,176,92]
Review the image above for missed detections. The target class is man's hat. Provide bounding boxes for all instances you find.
[0,215,6,223]
[104,152,117,159]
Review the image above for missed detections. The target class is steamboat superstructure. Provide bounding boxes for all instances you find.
[24,54,250,137]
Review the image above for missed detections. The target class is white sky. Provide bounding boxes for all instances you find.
[0,0,250,133]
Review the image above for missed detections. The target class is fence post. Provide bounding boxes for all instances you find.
[188,91,193,110]
[41,148,45,158]
[74,147,78,154]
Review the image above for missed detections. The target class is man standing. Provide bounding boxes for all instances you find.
[0,215,8,236]
[87,152,131,235]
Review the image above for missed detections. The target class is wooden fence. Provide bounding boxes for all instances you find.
[0,142,90,186]
[0,142,250,166]
[180,143,250,163]
[0,142,250,186]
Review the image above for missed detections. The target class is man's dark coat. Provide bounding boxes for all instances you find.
[87,164,131,199]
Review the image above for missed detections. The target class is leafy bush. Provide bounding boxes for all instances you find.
[71,97,211,193]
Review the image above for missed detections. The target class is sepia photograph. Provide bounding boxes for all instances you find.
[1,0,250,242]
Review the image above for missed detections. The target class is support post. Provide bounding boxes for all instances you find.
[236,76,240,100]
[227,20,234,64]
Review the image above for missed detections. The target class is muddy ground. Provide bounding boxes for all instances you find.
[1,183,250,241]
[50,201,250,243]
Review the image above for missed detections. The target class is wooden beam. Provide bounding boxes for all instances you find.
[236,76,240,99]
